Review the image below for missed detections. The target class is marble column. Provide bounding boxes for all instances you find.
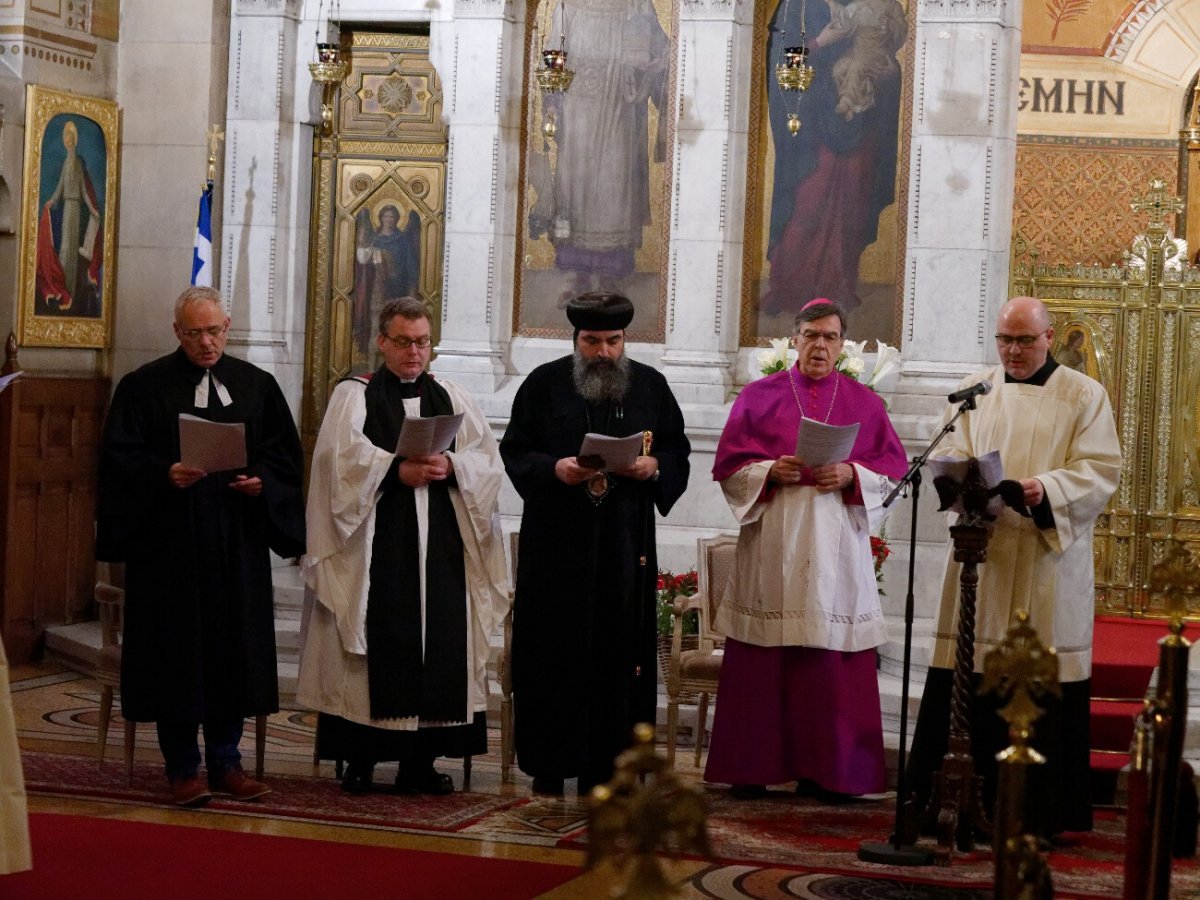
[222,0,309,406]
[663,0,756,407]
[428,0,523,393]
[901,0,1023,381]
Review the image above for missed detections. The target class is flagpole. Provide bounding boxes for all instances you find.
[191,125,223,288]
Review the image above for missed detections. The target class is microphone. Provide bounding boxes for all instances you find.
[947,380,992,404]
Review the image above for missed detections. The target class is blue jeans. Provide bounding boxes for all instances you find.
[156,715,244,782]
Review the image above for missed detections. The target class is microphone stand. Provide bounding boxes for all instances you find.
[858,396,977,866]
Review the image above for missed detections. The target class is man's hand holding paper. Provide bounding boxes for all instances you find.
[394,413,464,458]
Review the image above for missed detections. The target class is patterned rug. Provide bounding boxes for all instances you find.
[562,787,1200,899]
[22,750,531,835]
[13,665,1200,897]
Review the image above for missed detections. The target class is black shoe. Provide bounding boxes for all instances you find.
[729,784,768,800]
[397,768,454,796]
[341,762,374,794]
[532,776,564,796]
[794,778,820,797]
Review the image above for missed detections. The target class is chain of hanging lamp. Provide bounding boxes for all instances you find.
[774,0,814,135]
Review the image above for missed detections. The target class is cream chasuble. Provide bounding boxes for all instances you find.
[297,378,509,730]
[930,364,1121,682]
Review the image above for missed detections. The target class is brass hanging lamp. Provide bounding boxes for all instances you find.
[774,0,814,135]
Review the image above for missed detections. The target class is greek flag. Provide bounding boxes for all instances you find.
[191,181,213,287]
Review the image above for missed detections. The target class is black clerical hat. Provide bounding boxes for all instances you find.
[565,292,634,331]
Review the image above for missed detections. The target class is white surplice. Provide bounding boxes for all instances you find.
[713,461,896,652]
[297,378,509,730]
[930,364,1121,682]
[0,633,31,874]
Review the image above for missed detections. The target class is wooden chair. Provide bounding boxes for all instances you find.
[665,534,738,768]
[93,563,267,782]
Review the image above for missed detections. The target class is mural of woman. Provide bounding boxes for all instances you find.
[353,204,422,355]
[760,0,906,317]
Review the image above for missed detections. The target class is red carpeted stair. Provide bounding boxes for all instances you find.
[1089,616,1172,797]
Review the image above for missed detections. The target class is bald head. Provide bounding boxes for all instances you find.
[995,296,1053,381]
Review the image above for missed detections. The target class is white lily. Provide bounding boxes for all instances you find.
[837,340,867,380]
[867,340,902,387]
[757,337,795,377]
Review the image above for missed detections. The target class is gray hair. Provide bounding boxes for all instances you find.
[174,286,225,321]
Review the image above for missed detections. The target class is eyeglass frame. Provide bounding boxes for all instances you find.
[179,324,229,341]
[796,328,843,344]
[994,330,1049,348]
[381,333,433,350]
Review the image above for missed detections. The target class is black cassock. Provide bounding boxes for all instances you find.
[97,348,305,723]
[500,356,690,786]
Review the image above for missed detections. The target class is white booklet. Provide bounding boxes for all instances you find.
[395,413,464,458]
[795,418,859,467]
[578,431,645,471]
[928,450,1006,515]
[178,414,247,471]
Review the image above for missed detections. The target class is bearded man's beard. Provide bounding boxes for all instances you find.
[573,350,631,403]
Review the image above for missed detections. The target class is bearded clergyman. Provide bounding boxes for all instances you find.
[500,292,691,797]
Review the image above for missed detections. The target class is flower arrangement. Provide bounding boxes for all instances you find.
[870,528,891,594]
[756,336,902,391]
[835,339,902,390]
[755,337,796,377]
[655,569,699,636]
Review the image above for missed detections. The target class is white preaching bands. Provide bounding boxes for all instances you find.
[194,371,233,409]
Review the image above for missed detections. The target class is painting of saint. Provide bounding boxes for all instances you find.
[353,203,421,355]
[757,0,906,334]
[1056,328,1087,373]
[35,114,107,318]
[520,0,670,331]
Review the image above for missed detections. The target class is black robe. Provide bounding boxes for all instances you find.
[96,349,305,723]
[500,356,690,785]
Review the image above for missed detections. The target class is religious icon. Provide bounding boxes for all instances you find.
[519,0,671,336]
[352,203,422,356]
[18,86,119,348]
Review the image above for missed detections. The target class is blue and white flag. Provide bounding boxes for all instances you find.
[191,181,213,287]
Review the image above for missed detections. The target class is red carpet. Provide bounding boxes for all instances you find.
[0,813,578,900]
[1089,617,1184,781]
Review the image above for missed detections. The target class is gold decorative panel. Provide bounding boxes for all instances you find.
[1013,139,1177,267]
[302,30,447,451]
[1011,183,1200,618]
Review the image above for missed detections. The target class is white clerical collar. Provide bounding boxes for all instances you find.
[194,370,232,408]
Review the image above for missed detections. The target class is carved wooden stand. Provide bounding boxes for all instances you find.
[900,459,1001,865]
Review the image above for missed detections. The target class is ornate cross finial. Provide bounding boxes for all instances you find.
[980,610,1061,751]
[205,124,225,185]
[1147,541,1199,640]
[1130,178,1183,235]
[586,722,711,897]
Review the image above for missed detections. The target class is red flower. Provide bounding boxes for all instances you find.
[657,575,666,591]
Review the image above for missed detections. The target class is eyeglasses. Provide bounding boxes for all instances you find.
[382,334,432,350]
[798,329,842,344]
[179,324,227,340]
[994,331,1047,348]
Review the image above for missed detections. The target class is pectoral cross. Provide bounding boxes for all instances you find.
[206,124,225,185]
